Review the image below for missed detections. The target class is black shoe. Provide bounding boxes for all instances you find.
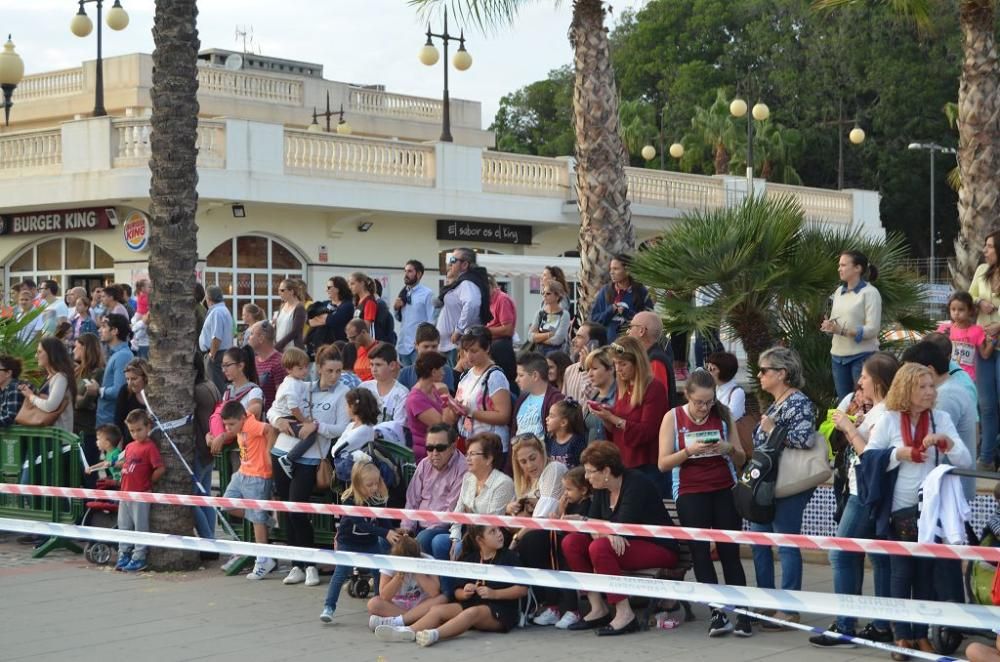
[734,615,753,637]
[859,623,894,643]
[17,534,43,545]
[567,613,612,631]
[595,617,640,637]
[809,624,857,648]
[708,609,734,637]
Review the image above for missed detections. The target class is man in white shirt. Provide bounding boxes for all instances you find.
[199,286,235,391]
[394,259,436,368]
[562,322,606,401]
[435,247,490,364]
[39,280,69,336]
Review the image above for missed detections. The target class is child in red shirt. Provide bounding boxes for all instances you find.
[115,408,165,573]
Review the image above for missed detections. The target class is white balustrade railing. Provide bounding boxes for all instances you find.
[482,153,569,198]
[198,68,303,105]
[347,87,442,120]
[16,68,85,100]
[627,168,725,210]
[766,183,853,224]
[0,129,62,175]
[112,119,226,168]
[285,130,434,186]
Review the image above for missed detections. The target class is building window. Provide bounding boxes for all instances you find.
[5,237,115,300]
[204,234,305,323]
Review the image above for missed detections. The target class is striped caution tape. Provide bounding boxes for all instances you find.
[0,516,997,633]
[1,483,998,563]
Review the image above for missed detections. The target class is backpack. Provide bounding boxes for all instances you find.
[373,298,397,346]
[305,301,338,358]
[733,424,787,524]
[208,383,257,437]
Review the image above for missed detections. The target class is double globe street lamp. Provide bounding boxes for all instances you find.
[419,7,471,143]
[308,90,352,135]
[0,35,25,127]
[70,0,129,117]
[729,95,770,196]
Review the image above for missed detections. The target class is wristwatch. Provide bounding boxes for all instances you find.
[614,418,626,430]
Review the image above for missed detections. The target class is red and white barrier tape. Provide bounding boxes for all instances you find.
[2,482,998,562]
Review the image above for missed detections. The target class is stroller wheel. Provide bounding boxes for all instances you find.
[84,543,97,564]
[929,625,962,655]
[89,543,114,565]
[354,577,371,598]
[347,576,359,598]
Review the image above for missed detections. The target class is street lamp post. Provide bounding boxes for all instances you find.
[819,99,866,189]
[907,141,957,283]
[641,105,684,166]
[307,90,352,135]
[0,35,25,127]
[419,7,471,143]
[729,88,770,197]
[70,0,129,118]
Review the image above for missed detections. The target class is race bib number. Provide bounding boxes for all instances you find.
[952,341,975,368]
[683,429,722,457]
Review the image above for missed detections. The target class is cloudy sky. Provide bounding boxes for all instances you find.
[1,0,646,129]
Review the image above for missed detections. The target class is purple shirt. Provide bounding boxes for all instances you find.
[402,449,466,532]
[405,387,443,461]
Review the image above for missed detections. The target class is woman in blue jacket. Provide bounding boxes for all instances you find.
[589,255,653,342]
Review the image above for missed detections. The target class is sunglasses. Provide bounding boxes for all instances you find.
[447,256,466,266]
[758,366,780,374]
[425,443,452,454]
[609,342,627,354]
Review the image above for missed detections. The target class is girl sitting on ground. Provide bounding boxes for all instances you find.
[366,531,446,630]
[373,524,527,647]
[320,460,401,624]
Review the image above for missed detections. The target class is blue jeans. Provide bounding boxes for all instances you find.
[430,532,462,600]
[750,489,815,607]
[399,350,417,368]
[890,554,933,640]
[976,353,1000,466]
[829,495,890,633]
[831,352,871,401]
[324,539,387,611]
[415,525,449,555]
[192,456,216,539]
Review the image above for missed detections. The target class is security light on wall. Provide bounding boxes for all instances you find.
[231,203,246,218]
[357,221,374,232]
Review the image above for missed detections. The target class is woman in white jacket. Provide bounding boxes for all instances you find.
[269,344,350,588]
[864,363,971,658]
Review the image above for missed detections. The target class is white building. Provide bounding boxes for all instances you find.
[0,50,884,338]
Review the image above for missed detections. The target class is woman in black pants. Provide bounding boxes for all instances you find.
[268,345,351,587]
[658,368,751,638]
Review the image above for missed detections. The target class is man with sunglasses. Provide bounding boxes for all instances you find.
[401,423,466,554]
[395,259,436,368]
[436,248,492,365]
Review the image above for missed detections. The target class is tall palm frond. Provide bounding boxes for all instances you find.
[408,0,544,31]
[679,88,739,175]
[812,0,933,27]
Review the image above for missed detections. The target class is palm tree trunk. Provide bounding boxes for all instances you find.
[953,0,1000,289]
[147,0,201,571]
[713,143,730,176]
[572,0,635,322]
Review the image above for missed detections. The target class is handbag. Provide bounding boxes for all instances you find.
[15,379,69,427]
[890,505,920,542]
[733,425,786,524]
[774,431,832,498]
[208,383,256,437]
[307,387,334,491]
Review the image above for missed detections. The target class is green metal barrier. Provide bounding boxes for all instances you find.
[0,425,83,558]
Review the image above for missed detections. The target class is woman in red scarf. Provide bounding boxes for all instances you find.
[865,363,971,658]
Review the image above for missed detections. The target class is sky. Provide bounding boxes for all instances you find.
[0,0,647,129]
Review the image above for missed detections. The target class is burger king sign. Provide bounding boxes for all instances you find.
[122,210,150,252]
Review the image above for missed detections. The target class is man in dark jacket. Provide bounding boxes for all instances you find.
[629,311,678,409]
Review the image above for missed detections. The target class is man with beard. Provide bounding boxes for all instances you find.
[394,259,436,367]
[562,322,607,401]
[435,247,492,365]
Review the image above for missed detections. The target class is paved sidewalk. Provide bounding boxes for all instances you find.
[0,538,961,662]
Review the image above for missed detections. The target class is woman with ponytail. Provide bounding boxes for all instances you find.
[821,250,883,399]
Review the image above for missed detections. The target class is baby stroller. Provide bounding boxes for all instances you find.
[330,433,416,598]
[80,478,120,565]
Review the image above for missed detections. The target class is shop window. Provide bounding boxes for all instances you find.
[204,234,305,325]
[5,238,115,297]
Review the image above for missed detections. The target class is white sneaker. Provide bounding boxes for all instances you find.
[220,555,244,573]
[533,607,561,626]
[369,615,400,632]
[283,566,306,585]
[554,611,581,630]
[247,557,276,580]
[320,607,334,623]
[304,566,320,587]
[416,629,439,647]
[375,625,416,643]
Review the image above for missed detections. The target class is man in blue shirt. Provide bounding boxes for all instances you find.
[199,286,234,391]
[394,259,436,367]
[89,314,134,427]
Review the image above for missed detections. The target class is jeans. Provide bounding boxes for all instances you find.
[430,532,461,600]
[976,353,1000,466]
[831,352,871,401]
[829,495,890,632]
[415,525,449,555]
[271,456,317,569]
[192,456,216,539]
[324,539,387,610]
[136,345,149,359]
[890,555,934,640]
[751,489,815,604]
[399,350,417,368]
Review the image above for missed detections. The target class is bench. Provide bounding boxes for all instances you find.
[631,498,696,629]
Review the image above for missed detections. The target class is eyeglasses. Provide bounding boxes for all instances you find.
[758,366,780,374]
[221,362,238,369]
[689,397,715,408]
[466,451,486,457]
[425,443,452,454]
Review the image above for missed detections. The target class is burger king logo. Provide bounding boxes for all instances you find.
[122,211,150,252]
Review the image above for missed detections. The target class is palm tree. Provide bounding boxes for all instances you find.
[630,195,930,407]
[410,0,634,320]
[146,0,201,571]
[678,89,739,176]
[729,121,805,185]
[816,0,1000,289]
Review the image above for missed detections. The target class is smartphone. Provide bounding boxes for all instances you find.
[587,400,604,410]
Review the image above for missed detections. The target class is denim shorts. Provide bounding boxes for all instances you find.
[223,472,275,525]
